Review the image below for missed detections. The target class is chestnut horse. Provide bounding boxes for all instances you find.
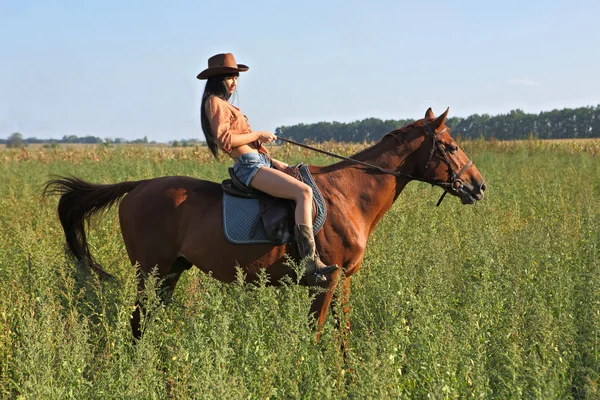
[45,108,486,339]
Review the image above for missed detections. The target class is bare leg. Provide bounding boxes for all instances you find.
[250,167,313,226]
[250,166,338,283]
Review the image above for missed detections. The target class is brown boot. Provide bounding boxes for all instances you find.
[294,223,338,284]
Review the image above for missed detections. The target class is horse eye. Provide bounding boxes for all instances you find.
[447,145,458,154]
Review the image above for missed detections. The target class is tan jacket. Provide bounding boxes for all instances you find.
[205,96,268,155]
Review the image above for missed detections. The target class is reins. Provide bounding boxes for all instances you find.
[276,136,421,180]
[277,121,473,207]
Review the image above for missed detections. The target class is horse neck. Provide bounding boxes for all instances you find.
[314,131,422,229]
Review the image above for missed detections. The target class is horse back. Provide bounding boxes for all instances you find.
[119,175,224,237]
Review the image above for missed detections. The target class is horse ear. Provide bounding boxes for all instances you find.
[425,108,435,119]
[431,107,449,130]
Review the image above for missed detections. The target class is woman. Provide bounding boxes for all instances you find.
[197,53,338,284]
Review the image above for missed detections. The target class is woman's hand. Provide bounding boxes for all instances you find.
[271,158,289,171]
[257,131,277,144]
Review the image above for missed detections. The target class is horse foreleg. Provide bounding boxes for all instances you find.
[336,276,352,355]
[310,271,341,342]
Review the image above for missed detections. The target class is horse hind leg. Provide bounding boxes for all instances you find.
[159,256,193,305]
[130,255,192,339]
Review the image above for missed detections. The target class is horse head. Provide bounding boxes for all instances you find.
[410,108,486,205]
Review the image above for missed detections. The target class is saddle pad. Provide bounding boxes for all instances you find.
[223,164,327,244]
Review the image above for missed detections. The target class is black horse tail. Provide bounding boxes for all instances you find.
[44,176,142,279]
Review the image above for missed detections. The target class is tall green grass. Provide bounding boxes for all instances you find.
[0,143,598,399]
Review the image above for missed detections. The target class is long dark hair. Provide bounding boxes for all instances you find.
[200,73,238,158]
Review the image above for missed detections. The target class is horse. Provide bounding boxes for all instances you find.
[44,108,486,340]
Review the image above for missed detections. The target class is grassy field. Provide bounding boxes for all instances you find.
[0,140,599,399]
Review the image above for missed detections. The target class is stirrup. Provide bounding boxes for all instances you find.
[312,273,328,284]
[305,271,328,284]
[309,264,338,284]
[316,265,338,275]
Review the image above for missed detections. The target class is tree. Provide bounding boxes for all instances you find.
[6,132,24,148]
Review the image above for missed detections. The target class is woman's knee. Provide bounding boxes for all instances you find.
[296,183,312,201]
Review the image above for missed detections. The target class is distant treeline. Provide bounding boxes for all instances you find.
[0,134,206,149]
[0,133,208,148]
[0,134,156,146]
[4,105,600,146]
[275,105,600,142]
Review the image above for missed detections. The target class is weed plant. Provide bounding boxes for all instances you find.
[0,141,598,398]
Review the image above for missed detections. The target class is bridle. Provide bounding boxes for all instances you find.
[419,122,473,206]
[276,121,473,206]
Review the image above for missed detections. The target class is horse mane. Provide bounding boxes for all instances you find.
[315,118,426,173]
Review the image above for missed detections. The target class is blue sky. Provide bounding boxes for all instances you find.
[1,0,599,142]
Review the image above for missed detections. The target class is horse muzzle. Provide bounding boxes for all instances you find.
[458,181,486,204]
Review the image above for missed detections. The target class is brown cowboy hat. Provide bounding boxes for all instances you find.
[196,53,249,80]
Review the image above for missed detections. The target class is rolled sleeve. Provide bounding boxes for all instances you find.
[205,97,232,153]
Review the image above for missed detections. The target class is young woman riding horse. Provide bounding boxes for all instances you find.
[44,61,486,339]
[197,53,337,284]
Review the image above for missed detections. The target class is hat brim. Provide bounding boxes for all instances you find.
[196,64,249,80]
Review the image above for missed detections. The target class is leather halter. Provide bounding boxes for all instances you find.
[277,122,473,206]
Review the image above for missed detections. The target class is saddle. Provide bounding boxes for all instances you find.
[221,165,307,245]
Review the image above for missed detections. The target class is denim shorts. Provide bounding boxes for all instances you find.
[233,152,271,186]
